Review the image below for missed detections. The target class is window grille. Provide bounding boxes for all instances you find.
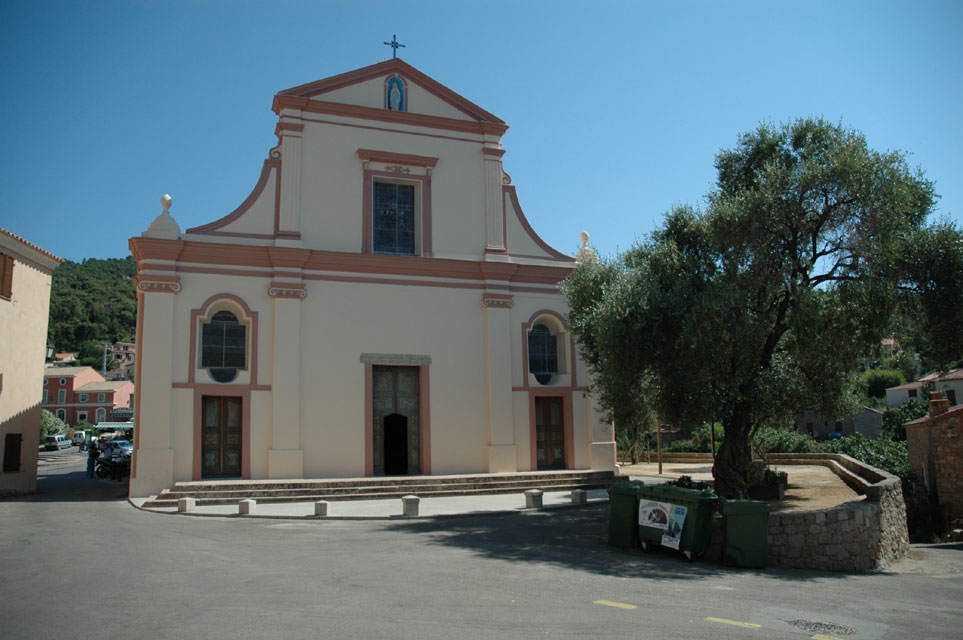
[528,324,558,385]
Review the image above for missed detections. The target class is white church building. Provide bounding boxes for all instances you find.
[129,58,615,498]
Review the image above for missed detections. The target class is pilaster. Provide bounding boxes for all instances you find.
[276,120,304,238]
[482,293,516,471]
[483,147,507,252]
[129,276,180,497]
[267,281,305,478]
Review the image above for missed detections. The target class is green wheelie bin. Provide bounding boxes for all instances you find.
[720,499,771,568]
[607,482,644,548]
[636,485,719,560]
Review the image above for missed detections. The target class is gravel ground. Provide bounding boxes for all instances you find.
[618,462,864,512]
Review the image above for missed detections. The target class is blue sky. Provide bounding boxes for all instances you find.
[1,0,960,263]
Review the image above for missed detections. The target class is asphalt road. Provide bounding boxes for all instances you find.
[1,453,961,639]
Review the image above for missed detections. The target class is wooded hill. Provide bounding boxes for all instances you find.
[48,256,137,352]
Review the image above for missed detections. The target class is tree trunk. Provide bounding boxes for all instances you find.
[713,409,753,498]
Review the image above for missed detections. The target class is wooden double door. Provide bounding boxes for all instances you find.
[372,366,421,476]
[535,396,566,470]
[201,396,242,478]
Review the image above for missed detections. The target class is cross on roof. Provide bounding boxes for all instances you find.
[384,34,405,59]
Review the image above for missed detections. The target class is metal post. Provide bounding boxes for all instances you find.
[656,413,662,475]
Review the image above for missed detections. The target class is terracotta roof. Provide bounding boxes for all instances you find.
[76,380,132,392]
[887,381,923,391]
[0,225,63,262]
[43,366,98,377]
[905,403,963,426]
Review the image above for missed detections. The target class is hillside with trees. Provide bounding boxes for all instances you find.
[48,256,137,353]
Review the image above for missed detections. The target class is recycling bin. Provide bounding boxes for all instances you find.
[636,485,719,560]
[607,482,645,548]
[720,499,771,569]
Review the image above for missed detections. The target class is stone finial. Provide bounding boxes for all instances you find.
[143,193,182,238]
[575,230,598,264]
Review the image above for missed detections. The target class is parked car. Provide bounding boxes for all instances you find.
[108,440,133,456]
[71,430,89,446]
[44,435,71,451]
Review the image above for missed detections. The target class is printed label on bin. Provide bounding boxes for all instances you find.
[661,504,688,550]
[638,500,672,529]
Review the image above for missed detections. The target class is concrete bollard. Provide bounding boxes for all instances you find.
[402,494,420,517]
[239,499,256,515]
[571,489,587,505]
[177,497,196,513]
[525,489,544,509]
[314,501,328,517]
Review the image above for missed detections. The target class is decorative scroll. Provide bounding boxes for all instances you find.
[268,282,307,299]
[136,276,181,294]
[384,165,411,174]
[360,353,432,366]
[481,293,514,309]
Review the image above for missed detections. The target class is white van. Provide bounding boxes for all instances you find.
[45,435,71,451]
[71,430,88,446]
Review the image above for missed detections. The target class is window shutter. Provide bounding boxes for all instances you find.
[0,254,13,299]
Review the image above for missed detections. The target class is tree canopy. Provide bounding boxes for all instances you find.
[48,256,137,352]
[563,118,963,497]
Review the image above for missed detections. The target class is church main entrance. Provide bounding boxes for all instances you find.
[372,366,420,475]
[535,397,565,470]
[201,396,242,478]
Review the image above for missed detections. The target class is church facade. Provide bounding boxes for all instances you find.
[129,59,615,498]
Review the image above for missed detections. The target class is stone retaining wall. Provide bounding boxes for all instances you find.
[628,452,910,572]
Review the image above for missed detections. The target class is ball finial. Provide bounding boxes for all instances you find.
[160,194,173,212]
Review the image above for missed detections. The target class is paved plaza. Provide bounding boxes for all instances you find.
[1,450,961,639]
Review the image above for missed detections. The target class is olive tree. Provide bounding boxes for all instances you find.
[563,118,962,497]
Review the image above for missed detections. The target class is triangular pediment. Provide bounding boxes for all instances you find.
[274,58,505,126]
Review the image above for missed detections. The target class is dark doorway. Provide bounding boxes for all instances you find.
[201,396,242,478]
[384,413,408,475]
[535,397,566,470]
[372,365,421,475]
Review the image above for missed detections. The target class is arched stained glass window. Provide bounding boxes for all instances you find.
[201,310,246,383]
[528,323,557,385]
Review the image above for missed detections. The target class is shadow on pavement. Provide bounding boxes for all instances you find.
[0,462,128,503]
[383,503,852,583]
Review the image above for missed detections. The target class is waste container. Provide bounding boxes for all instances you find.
[607,482,644,548]
[720,499,771,569]
[636,485,719,560]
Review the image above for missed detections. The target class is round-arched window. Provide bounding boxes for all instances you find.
[201,310,246,383]
[528,323,558,385]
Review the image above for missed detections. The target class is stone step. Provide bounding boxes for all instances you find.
[155,475,602,499]
[143,470,616,508]
[164,470,615,493]
[144,481,614,508]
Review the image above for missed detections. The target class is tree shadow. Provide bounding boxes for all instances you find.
[383,503,854,583]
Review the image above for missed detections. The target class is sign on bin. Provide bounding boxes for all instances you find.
[639,500,688,550]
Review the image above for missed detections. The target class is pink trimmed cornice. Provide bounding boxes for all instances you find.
[357,148,439,168]
[275,58,505,125]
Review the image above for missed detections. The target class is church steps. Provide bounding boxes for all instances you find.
[142,470,616,508]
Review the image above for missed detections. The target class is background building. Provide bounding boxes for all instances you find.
[0,226,62,494]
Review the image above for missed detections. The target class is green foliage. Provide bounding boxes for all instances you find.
[666,423,723,453]
[39,410,66,443]
[820,434,910,479]
[48,257,137,352]
[882,399,927,441]
[862,368,905,398]
[563,117,960,498]
[753,426,819,453]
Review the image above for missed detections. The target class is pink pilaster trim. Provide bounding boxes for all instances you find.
[364,363,373,477]
[420,365,431,475]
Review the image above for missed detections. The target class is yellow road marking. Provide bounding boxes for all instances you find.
[593,600,637,610]
[705,617,762,629]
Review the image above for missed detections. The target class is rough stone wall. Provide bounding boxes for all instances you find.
[932,418,963,520]
[767,474,909,572]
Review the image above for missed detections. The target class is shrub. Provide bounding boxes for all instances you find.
[882,399,927,441]
[862,368,905,398]
[753,426,818,453]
